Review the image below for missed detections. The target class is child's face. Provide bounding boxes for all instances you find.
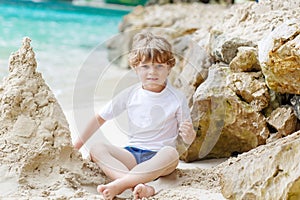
[135,62,171,93]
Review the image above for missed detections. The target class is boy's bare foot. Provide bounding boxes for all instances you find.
[97,182,123,200]
[133,184,155,199]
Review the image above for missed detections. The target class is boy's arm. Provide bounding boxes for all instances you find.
[73,114,106,150]
[178,121,196,145]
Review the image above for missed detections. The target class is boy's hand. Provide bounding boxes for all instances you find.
[179,121,196,145]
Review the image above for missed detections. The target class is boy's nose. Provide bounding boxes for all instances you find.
[149,66,156,73]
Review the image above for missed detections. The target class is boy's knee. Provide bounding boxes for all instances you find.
[161,146,179,160]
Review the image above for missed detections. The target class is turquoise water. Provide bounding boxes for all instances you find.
[0,0,130,108]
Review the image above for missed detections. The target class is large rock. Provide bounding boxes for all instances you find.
[173,40,212,106]
[208,31,256,64]
[258,20,300,94]
[211,1,300,45]
[180,64,270,162]
[206,0,300,66]
[0,38,106,198]
[219,130,300,200]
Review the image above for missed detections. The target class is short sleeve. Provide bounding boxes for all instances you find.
[98,86,133,120]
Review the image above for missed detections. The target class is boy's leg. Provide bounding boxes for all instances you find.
[98,146,179,200]
[90,142,137,180]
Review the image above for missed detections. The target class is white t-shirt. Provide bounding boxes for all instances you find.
[98,81,191,151]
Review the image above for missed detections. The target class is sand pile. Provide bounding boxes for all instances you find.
[0,38,106,199]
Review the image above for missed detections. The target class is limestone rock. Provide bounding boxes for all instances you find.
[266,132,282,144]
[258,20,300,94]
[180,64,269,162]
[212,1,300,46]
[229,46,260,72]
[106,31,137,69]
[174,40,212,106]
[0,38,106,198]
[219,131,300,200]
[206,0,300,76]
[229,71,269,112]
[208,31,256,64]
[267,106,297,137]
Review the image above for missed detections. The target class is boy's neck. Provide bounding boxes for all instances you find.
[142,81,167,93]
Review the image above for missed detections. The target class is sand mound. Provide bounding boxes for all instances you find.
[0,38,106,199]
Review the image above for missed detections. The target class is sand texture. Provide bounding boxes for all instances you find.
[0,38,106,199]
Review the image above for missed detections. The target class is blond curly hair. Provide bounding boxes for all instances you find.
[128,31,176,68]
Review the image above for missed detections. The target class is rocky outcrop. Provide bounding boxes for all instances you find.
[258,20,300,94]
[173,40,212,107]
[219,130,300,200]
[0,38,106,198]
[109,0,300,162]
[180,64,270,161]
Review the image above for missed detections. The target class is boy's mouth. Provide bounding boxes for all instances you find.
[147,78,158,81]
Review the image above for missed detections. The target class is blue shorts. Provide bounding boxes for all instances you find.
[124,146,157,164]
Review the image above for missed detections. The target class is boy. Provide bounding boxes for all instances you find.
[74,31,196,200]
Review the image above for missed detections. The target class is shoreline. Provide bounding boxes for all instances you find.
[72,0,135,12]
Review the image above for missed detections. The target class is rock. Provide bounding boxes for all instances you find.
[212,1,300,45]
[180,64,269,162]
[266,132,282,144]
[0,38,106,198]
[291,95,300,120]
[267,106,297,138]
[106,31,137,69]
[168,35,191,84]
[229,46,260,72]
[258,20,300,94]
[206,0,300,77]
[229,71,269,112]
[173,40,212,106]
[209,31,256,64]
[219,131,300,200]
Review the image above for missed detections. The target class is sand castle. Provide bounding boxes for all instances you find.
[0,38,106,199]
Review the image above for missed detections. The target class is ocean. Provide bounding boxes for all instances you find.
[0,0,130,109]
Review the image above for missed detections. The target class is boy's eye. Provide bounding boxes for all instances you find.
[140,65,149,68]
[156,64,164,68]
